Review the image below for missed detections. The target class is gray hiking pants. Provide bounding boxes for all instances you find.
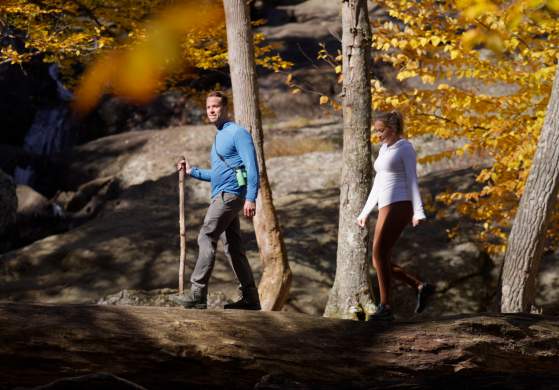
[190,192,256,297]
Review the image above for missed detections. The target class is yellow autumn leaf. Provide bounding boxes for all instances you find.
[462,1,498,19]
[486,32,505,53]
[73,54,118,113]
[461,28,482,51]
[396,70,418,80]
[319,95,329,105]
[113,46,162,103]
[548,0,559,11]
[526,0,546,9]
[421,74,436,84]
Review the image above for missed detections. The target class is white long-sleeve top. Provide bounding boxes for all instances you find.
[358,138,426,220]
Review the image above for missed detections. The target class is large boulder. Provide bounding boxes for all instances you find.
[14,184,62,251]
[0,169,17,237]
[16,184,50,217]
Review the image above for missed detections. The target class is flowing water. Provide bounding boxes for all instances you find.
[15,64,74,187]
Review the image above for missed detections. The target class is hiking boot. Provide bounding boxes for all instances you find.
[368,304,394,321]
[224,287,261,310]
[415,283,435,314]
[170,291,207,309]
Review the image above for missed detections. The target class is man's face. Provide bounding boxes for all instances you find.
[206,96,226,124]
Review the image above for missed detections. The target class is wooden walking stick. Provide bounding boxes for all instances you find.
[178,156,187,294]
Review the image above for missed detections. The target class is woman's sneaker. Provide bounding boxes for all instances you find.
[415,283,435,314]
[368,304,394,321]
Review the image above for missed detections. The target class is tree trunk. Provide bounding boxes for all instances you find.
[223,0,292,311]
[501,66,559,313]
[1,303,559,389]
[324,0,374,318]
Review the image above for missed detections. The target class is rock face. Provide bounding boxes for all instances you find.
[0,170,17,237]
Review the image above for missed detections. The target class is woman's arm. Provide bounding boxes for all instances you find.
[401,143,426,220]
[357,175,380,222]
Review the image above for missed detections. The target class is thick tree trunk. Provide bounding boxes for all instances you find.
[223,0,291,311]
[501,66,559,313]
[324,0,374,318]
[1,304,559,389]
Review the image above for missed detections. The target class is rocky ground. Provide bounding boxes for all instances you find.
[1,118,558,319]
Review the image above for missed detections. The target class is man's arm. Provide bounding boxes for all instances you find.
[234,129,259,217]
[234,129,259,202]
[177,158,211,182]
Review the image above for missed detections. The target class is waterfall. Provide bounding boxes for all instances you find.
[15,64,74,187]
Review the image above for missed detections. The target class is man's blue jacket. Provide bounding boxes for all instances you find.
[190,121,259,202]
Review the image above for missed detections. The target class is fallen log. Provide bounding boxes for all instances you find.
[1,303,558,389]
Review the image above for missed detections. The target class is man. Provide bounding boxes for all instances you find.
[173,91,261,310]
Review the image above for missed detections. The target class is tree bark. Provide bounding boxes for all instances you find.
[223,0,291,311]
[324,0,374,318]
[501,66,559,313]
[1,303,559,389]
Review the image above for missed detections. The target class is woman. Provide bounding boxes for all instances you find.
[357,111,434,320]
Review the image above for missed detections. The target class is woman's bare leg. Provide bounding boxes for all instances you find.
[391,263,422,290]
[372,201,414,306]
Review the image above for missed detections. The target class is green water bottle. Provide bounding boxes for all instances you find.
[236,168,247,186]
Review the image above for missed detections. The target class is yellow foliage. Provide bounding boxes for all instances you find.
[369,0,559,254]
[1,0,292,105]
[74,2,223,112]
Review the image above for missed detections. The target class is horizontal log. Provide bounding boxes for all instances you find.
[1,303,558,389]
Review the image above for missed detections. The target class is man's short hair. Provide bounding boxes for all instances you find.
[207,91,228,107]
